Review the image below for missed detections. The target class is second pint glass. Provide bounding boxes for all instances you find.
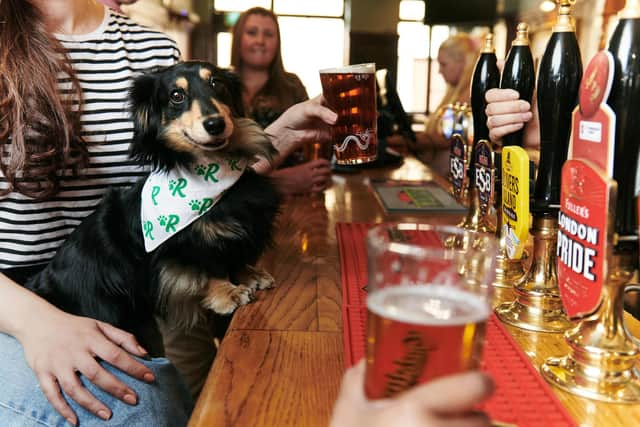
[364,223,496,399]
[319,63,378,165]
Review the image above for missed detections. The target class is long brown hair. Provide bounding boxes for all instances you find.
[0,0,88,199]
[230,7,304,113]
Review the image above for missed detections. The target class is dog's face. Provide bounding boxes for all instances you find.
[129,61,276,170]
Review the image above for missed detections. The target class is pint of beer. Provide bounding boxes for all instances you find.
[364,223,496,399]
[303,141,333,162]
[319,63,378,165]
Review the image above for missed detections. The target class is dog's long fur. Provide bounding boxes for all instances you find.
[26,62,281,352]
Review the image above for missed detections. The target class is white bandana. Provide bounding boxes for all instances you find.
[140,156,247,252]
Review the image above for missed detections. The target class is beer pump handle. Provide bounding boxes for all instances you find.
[532,0,582,215]
[470,33,501,219]
[607,0,640,246]
[500,23,535,148]
[471,33,500,145]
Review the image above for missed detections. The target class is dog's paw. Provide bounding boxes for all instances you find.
[240,267,276,290]
[202,281,255,315]
[249,269,275,290]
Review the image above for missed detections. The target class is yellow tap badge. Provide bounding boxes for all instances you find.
[502,146,530,260]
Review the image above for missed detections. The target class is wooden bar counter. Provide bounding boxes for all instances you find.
[189,157,640,427]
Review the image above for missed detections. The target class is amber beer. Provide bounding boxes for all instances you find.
[303,141,332,161]
[364,285,489,399]
[319,63,378,164]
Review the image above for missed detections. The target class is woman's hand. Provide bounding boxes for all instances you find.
[255,96,337,174]
[271,159,332,195]
[485,88,533,142]
[18,309,155,425]
[330,360,494,427]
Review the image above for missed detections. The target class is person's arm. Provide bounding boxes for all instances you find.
[253,96,337,175]
[270,158,332,195]
[0,274,155,426]
[330,360,494,427]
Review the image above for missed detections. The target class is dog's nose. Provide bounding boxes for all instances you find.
[203,117,226,135]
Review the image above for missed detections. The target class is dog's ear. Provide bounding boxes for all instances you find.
[222,68,246,118]
[129,72,162,164]
[129,72,158,136]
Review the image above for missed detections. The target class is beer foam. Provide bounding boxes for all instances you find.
[319,63,375,74]
[367,285,489,326]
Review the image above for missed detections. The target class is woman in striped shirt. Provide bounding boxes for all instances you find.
[0,1,336,425]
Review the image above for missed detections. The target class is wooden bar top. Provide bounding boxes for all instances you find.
[189,157,640,427]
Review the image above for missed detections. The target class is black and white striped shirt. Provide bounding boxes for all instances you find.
[0,8,180,269]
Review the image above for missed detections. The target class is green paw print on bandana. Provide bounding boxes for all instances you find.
[189,199,201,211]
[168,178,187,197]
[157,214,180,232]
[188,198,214,215]
[157,215,168,226]
[195,164,207,176]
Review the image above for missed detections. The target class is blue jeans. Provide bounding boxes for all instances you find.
[0,333,193,427]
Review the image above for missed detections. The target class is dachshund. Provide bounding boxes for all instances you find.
[26,61,281,353]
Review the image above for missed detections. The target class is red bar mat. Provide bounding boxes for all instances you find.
[337,222,577,427]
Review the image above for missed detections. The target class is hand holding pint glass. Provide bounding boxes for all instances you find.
[319,63,378,164]
[365,223,496,399]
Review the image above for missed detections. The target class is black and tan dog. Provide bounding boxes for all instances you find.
[26,61,281,352]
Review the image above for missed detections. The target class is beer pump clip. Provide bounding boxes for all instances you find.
[474,141,494,223]
[541,51,640,403]
[489,146,530,290]
[501,147,530,262]
[448,103,468,203]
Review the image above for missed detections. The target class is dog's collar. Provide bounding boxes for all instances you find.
[140,157,247,252]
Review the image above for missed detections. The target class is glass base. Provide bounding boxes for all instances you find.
[335,154,378,165]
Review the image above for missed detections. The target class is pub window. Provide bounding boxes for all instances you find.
[396,0,451,115]
[212,0,345,97]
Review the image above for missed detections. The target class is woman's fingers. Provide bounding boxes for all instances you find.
[57,370,112,421]
[97,321,148,358]
[95,321,155,383]
[485,88,519,103]
[92,341,154,385]
[485,99,531,117]
[488,112,532,129]
[484,88,533,142]
[76,355,138,405]
[489,122,525,142]
[405,371,494,414]
[38,374,78,426]
[306,95,338,125]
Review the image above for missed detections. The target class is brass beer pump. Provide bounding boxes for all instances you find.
[541,249,640,402]
[492,182,527,288]
[456,35,496,235]
[495,0,581,332]
[491,24,535,289]
[541,0,640,403]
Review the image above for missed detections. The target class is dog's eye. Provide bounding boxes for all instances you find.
[209,76,217,89]
[170,90,186,104]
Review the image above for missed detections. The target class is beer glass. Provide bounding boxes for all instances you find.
[303,140,333,162]
[364,223,497,399]
[319,63,378,164]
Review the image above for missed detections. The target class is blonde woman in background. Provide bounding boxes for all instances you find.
[416,33,479,177]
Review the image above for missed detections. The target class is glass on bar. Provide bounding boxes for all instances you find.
[364,223,497,399]
[319,63,378,165]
